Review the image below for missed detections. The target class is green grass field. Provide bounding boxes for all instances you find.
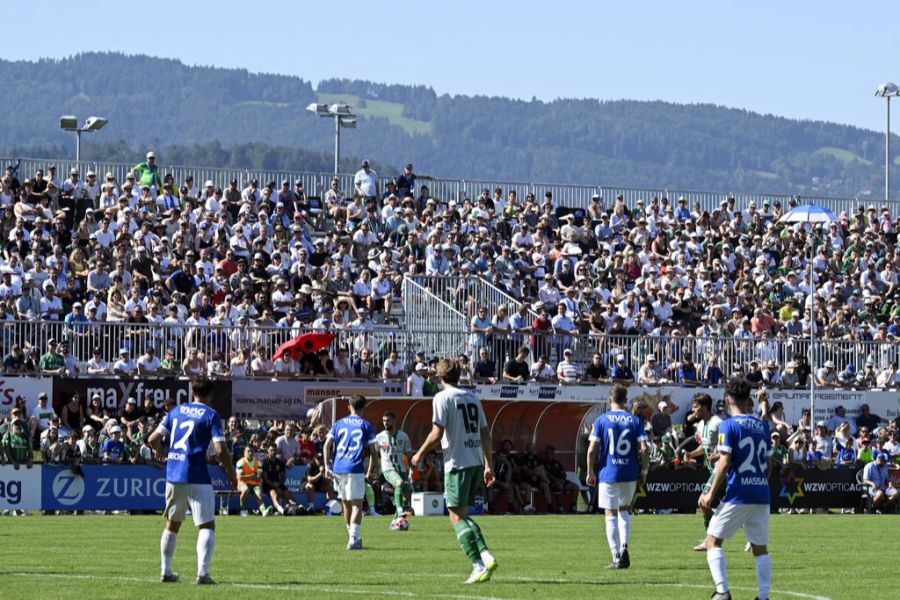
[0,513,880,599]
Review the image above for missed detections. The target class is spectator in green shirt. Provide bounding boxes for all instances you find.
[2,417,33,469]
[132,151,160,192]
[39,338,64,375]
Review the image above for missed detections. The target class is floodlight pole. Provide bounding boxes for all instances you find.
[334,114,341,176]
[886,96,891,201]
[808,225,816,430]
[75,130,82,163]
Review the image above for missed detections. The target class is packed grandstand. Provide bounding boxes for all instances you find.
[1,153,898,515]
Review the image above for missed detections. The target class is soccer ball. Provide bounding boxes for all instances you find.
[390,517,410,531]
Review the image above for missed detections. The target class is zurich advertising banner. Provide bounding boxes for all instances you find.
[41,464,308,511]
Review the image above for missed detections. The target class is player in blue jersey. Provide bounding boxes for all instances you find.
[323,395,379,550]
[586,384,649,570]
[148,377,236,585]
[698,377,772,600]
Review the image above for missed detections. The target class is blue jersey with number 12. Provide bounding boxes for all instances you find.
[717,414,771,504]
[158,402,224,484]
[330,415,376,474]
[589,409,647,482]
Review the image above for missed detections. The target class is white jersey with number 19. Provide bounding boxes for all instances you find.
[432,386,487,471]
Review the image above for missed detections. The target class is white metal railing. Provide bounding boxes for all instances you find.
[4,156,886,218]
[5,318,899,384]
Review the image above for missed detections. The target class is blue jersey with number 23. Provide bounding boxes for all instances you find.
[590,409,647,483]
[717,414,771,504]
[329,415,376,474]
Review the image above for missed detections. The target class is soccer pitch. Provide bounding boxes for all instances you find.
[0,513,878,599]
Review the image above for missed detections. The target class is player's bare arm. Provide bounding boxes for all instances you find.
[412,423,444,466]
[585,439,599,487]
[480,425,495,486]
[699,450,730,510]
[214,440,237,488]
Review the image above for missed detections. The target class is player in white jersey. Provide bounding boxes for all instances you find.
[699,377,773,600]
[683,392,724,551]
[148,377,237,585]
[375,411,413,521]
[412,358,497,584]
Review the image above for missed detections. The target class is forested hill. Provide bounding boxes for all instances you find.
[0,52,893,197]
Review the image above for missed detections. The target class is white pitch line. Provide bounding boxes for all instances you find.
[5,572,505,600]
[423,573,831,600]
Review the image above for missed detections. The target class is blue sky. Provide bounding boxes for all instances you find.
[5,1,897,132]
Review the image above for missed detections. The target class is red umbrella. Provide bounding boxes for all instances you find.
[272,332,337,361]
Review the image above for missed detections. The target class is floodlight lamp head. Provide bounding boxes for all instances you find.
[875,82,899,97]
[59,115,78,131]
[327,104,353,116]
[339,116,357,129]
[83,116,108,131]
[306,103,331,117]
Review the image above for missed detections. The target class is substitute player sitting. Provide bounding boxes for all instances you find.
[698,377,772,600]
[862,451,900,512]
[236,445,272,516]
[376,410,413,522]
[586,383,648,570]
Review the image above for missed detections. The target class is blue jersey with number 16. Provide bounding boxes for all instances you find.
[717,414,771,504]
[158,402,224,485]
[329,415,376,474]
[590,409,647,482]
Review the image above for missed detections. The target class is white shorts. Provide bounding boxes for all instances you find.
[333,473,365,501]
[707,502,769,545]
[164,482,216,526]
[597,481,637,510]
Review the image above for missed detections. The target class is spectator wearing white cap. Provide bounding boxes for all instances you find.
[113,348,138,377]
[101,425,126,463]
[407,362,428,396]
[815,360,839,387]
[638,354,664,384]
[611,354,635,383]
[132,151,160,194]
[556,348,580,384]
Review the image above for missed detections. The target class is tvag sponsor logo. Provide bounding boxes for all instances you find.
[86,381,189,409]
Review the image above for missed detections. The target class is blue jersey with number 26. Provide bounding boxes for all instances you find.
[717,414,771,504]
[330,415,376,474]
[158,402,224,485]
[590,409,647,483]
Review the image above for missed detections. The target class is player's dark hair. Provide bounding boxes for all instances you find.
[383,410,396,419]
[609,384,628,406]
[191,375,213,401]
[724,377,751,406]
[350,395,367,411]
[437,358,461,385]
[692,392,713,410]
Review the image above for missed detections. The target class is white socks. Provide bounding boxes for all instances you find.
[480,550,494,564]
[755,553,772,600]
[160,530,177,576]
[605,516,620,560]
[349,523,361,542]
[197,529,215,577]
[707,546,728,594]
[617,510,631,548]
